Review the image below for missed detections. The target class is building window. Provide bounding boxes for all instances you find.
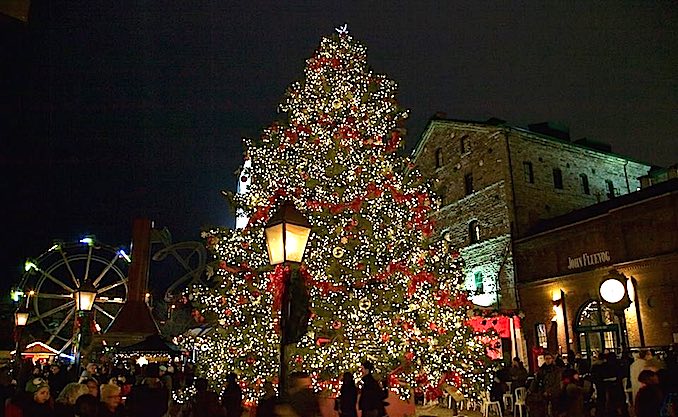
[536,323,548,348]
[474,271,484,293]
[580,174,590,194]
[435,148,443,168]
[606,180,616,198]
[523,161,534,183]
[469,220,480,244]
[461,135,470,153]
[553,168,563,189]
[464,173,474,195]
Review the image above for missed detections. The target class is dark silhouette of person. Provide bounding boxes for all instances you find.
[221,372,243,417]
[337,372,358,417]
[358,361,386,417]
[634,370,663,417]
[187,377,225,417]
[125,363,169,417]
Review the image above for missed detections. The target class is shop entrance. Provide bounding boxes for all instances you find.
[574,299,621,359]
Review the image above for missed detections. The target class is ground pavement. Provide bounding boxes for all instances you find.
[415,403,485,417]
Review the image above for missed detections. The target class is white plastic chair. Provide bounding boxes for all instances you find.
[482,391,503,417]
[513,387,527,417]
[503,392,514,412]
[622,377,632,404]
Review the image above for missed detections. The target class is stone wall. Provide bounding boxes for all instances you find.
[411,118,654,313]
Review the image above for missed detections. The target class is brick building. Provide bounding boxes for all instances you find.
[411,116,654,361]
[515,178,678,367]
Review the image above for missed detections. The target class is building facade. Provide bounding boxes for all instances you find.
[411,117,653,362]
[515,178,678,367]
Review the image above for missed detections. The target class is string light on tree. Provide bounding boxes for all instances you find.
[182,27,490,403]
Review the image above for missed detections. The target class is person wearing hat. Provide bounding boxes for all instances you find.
[125,363,169,417]
[159,364,173,392]
[7,377,54,417]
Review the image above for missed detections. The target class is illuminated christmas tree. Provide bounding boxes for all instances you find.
[180,27,490,403]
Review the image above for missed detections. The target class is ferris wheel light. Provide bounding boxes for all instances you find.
[79,237,94,246]
[24,260,37,272]
[117,249,131,262]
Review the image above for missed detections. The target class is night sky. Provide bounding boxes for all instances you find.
[1,1,676,290]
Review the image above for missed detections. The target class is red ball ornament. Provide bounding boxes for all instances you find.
[240,176,248,183]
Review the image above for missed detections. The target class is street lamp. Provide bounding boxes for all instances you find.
[14,306,29,327]
[13,304,29,387]
[74,281,98,312]
[74,280,98,373]
[264,201,312,397]
[599,270,631,353]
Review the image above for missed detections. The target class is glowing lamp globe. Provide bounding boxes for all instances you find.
[264,202,312,265]
[75,281,98,312]
[14,307,29,327]
[598,270,631,311]
[599,279,625,303]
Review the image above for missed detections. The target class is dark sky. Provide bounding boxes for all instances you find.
[1,1,676,290]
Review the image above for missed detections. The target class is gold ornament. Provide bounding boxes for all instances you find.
[359,297,371,311]
[332,247,345,258]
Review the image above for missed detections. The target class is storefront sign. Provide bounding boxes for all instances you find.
[567,250,611,270]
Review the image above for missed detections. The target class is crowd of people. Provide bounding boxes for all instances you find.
[496,347,678,417]
[0,359,186,417]
[0,359,391,417]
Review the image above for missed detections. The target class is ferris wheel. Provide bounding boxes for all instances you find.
[18,238,130,353]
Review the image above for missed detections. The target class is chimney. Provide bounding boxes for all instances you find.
[127,218,152,302]
[101,218,159,345]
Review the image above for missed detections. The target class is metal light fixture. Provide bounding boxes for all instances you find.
[263,201,312,397]
[14,306,29,327]
[75,281,98,312]
[264,202,312,265]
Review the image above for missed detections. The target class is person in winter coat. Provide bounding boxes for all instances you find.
[185,377,225,417]
[634,370,663,417]
[221,372,243,417]
[99,382,126,417]
[125,363,169,417]
[358,361,387,417]
[337,372,358,417]
[13,377,54,417]
[528,352,563,417]
[54,382,90,417]
[556,368,587,417]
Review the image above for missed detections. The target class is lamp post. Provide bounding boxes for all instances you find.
[598,270,631,354]
[13,305,29,383]
[264,201,312,397]
[74,280,97,373]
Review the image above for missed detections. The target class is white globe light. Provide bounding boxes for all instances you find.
[600,279,625,303]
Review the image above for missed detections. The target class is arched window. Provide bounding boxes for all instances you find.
[435,148,444,168]
[574,300,622,358]
[553,168,563,189]
[580,174,590,194]
[469,220,480,244]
